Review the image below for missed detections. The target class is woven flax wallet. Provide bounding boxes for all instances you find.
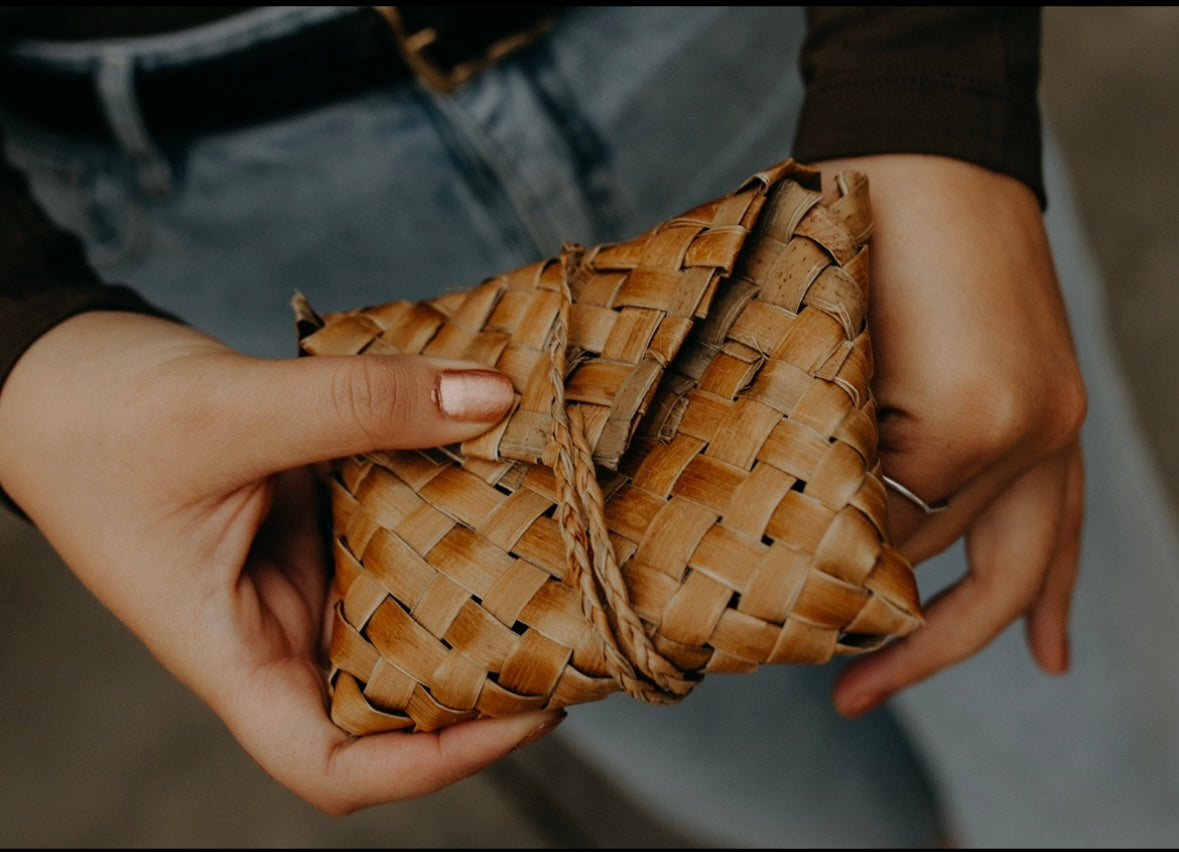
[294,158,923,734]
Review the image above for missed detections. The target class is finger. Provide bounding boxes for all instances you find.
[875,405,1035,561]
[833,450,1072,717]
[1024,441,1084,674]
[226,660,566,815]
[315,709,567,814]
[251,467,333,635]
[882,406,1085,568]
[884,445,1026,564]
[231,354,516,477]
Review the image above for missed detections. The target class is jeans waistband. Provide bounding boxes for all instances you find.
[0,6,557,144]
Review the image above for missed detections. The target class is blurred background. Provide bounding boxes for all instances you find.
[1,6,1177,848]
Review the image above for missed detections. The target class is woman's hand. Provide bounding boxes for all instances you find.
[810,154,1088,717]
[0,310,564,815]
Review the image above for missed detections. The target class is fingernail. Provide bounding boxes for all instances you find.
[1052,636,1070,674]
[433,369,514,422]
[513,710,567,751]
[840,692,885,718]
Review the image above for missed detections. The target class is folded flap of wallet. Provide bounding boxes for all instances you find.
[294,159,842,470]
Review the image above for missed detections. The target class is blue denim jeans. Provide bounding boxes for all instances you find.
[4,6,1178,847]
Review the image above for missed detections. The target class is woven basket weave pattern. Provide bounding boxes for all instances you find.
[295,159,923,734]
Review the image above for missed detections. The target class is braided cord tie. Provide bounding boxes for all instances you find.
[542,245,698,705]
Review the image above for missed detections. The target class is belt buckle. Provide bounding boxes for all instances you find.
[375,6,552,95]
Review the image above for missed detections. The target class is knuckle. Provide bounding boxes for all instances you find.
[877,356,1089,480]
[331,357,404,440]
[1037,369,1089,451]
[891,378,1028,464]
[935,368,1087,462]
[967,383,1030,457]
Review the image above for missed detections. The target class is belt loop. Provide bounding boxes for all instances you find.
[95,46,174,198]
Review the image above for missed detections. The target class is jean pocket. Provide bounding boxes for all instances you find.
[2,120,160,270]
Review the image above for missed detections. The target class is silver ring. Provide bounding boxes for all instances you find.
[883,475,949,515]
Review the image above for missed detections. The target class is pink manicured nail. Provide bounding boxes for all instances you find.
[1059,637,1071,673]
[513,710,567,750]
[433,369,514,422]
[840,692,885,718]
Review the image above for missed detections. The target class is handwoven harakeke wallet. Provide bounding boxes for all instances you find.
[294,158,923,734]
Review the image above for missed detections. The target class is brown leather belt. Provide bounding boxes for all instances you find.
[0,6,557,143]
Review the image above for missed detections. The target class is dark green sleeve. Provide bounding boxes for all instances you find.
[0,146,177,392]
[794,6,1045,208]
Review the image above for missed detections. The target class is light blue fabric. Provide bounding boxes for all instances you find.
[4,6,1177,848]
[2,6,816,359]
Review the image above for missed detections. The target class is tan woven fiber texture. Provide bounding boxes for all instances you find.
[295,158,923,735]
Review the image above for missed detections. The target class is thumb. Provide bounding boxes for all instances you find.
[233,354,515,477]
